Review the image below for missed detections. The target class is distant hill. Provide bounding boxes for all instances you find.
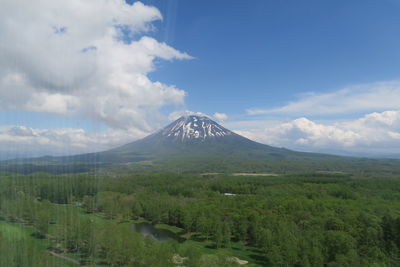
[2,115,400,175]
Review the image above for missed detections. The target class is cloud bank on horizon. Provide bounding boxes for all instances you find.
[236,81,400,157]
[235,110,400,157]
[0,0,400,158]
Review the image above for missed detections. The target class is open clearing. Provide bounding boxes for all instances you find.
[232,173,280,176]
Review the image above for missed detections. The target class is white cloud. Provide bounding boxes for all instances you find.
[0,125,143,159]
[167,110,210,121]
[235,110,400,156]
[213,112,228,121]
[349,110,400,131]
[0,0,192,135]
[247,81,400,116]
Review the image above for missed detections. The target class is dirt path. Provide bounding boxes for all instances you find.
[48,250,81,265]
[228,256,248,265]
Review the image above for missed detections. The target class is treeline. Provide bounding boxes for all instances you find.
[1,172,400,266]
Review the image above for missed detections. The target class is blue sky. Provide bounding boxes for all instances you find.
[138,0,400,119]
[1,0,400,158]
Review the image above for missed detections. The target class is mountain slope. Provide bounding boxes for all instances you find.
[4,115,399,174]
[90,115,303,162]
[58,115,350,172]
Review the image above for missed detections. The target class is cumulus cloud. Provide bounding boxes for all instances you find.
[247,81,400,116]
[213,112,228,121]
[0,0,192,134]
[235,110,400,156]
[348,110,400,131]
[0,125,142,159]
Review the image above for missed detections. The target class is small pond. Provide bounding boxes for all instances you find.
[131,222,185,242]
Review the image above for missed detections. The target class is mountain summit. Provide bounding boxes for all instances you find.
[159,115,233,142]
[111,115,259,153]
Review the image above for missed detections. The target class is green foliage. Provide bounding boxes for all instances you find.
[1,172,400,266]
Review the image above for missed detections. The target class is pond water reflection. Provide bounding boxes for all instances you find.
[131,222,184,242]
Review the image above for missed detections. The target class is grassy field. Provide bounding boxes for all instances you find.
[0,221,76,267]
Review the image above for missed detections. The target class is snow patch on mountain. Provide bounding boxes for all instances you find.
[160,115,233,141]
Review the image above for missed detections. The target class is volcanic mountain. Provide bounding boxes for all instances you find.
[61,115,348,171]
[93,115,289,161]
[3,115,371,174]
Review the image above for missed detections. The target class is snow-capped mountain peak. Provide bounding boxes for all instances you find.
[160,115,233,141]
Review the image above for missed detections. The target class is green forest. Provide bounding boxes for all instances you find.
[1,171,400,266]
